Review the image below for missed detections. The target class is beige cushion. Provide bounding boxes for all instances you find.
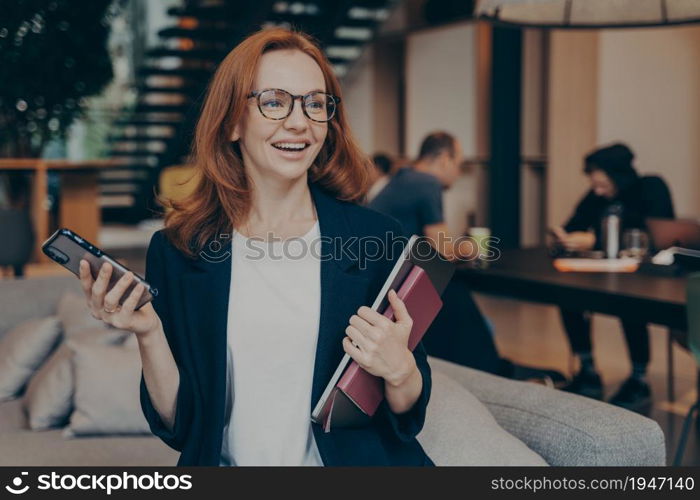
[417,371,548,466]
[22,327,129,430]
[64,337,149,437]
[0,317,62,401]
[56,292,105,337]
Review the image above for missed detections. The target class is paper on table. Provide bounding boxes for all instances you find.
[553,258,640,273]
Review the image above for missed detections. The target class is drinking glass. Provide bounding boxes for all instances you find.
[620,228,650,260]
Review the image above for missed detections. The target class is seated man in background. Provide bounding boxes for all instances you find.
[552,142,675,410]
[369,131,563,382]
[369,132,470,260]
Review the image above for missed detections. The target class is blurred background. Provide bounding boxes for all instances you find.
[1,0,699,467]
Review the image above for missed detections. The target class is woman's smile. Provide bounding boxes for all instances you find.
[270,139,312,160]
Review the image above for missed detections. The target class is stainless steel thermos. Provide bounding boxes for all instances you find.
[602,204,623,259]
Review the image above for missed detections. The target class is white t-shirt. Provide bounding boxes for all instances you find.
[219,221,323,466]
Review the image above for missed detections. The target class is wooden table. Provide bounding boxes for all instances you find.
[0,159,121,263]
[457,247,688,399]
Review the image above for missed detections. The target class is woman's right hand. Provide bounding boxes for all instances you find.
[79,259,161,338]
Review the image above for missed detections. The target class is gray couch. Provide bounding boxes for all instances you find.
[0,276,666,466]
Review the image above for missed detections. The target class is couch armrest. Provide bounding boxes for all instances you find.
[428,357,666,466]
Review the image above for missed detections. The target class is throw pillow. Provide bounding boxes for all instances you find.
[64,336,149,437]
[0,317,62,401]
[22,327,129,430]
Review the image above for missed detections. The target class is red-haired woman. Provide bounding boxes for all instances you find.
[78,28,432,466]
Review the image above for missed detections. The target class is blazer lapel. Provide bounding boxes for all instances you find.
[180,238,232,443]
[308,184,372,408]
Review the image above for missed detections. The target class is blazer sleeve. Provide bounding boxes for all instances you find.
[376,341,432,442]
[374,217,432,442]
[139,230,194,451]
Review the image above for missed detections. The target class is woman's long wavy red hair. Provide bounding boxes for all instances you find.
[161,27,371,259]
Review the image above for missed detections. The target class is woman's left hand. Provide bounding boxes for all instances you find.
[343,289,417,387]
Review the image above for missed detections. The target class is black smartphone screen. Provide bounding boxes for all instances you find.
[41,228,156,310]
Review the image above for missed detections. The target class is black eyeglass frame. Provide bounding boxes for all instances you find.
[246,88,341,123]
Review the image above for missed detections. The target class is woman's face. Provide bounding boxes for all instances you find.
[231,49,328,184]
[588,168,617,199]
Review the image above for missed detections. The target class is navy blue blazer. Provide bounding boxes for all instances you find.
[139,182,434,466]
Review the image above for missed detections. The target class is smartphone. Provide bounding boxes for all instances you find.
[42,228,157,311]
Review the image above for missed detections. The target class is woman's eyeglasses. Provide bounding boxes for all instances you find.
[247,88,340,123]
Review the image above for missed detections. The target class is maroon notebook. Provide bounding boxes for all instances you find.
[320,264,443,432]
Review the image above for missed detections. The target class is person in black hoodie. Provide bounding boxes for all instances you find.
[551,143,675,411]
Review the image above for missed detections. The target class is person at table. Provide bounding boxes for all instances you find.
[369,132,564,382]
[368,132,469,259]
[552,142,675,410]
